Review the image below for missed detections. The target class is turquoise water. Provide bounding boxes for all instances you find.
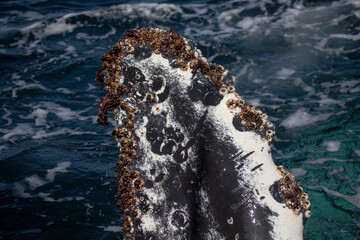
[0,0,359,239]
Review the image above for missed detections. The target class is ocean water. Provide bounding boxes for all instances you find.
[0,0,359,239]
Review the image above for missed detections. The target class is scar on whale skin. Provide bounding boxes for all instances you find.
[95,27,311,239]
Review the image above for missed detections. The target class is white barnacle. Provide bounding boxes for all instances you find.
[276,166,286,176]
[304,210,311,218]
[303,200,311,210]
[219,87,228,96]
[227,85,235,92]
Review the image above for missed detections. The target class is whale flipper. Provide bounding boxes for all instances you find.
[95,28,311,239]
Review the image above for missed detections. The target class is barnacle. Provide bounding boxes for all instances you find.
[277,166,311,218]
[276,166,286,176]
[226,99,237,110]
[134,178,145,189]
[227,85,235,92]
[146,93,154,102]
[132,209,142,219]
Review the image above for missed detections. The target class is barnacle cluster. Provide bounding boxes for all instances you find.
[226,94,275,141]
[95,27,278,236]
[276,166,311,218]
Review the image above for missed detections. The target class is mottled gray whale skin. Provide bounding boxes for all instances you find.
[96,28,311,240]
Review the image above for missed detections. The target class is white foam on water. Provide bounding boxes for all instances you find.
[10,80,50,98]
[306,185,360,208]
[12,162,72,198]
[42,102,88,121]
[37,192,77,203]
[11,73,21,80]
[217,6,244,24]
[46,162,71,182]
[111,3,183,21]
[247,98,261,107]
[65,45,76,53]
[317,97,345,108]
[0,16,9,24]
[329,33,360,41]
[2,108,12,126]
[320,80,360,97]
[87,83,97,91]
[1,123,34,141]
[276,68,296,79]
[56,88,76,95]
[22,11,43,21]
[8,0,358,76]
[8,10,44,21]
[13,182,32,198]
[98,226,123,232]
[84,202,94,216]
[235,16,269,33]
[32,128,96,140]
[355,149,360,157]
[15,3,183,51]
[340,80,360,93]
[22,108,48,126]
[327,166,344,178]
[21,13,79,38]
[20,191,82,203]
[36,192,56,202]
[235,62,253,78]
[16,101,94,133]
[306,158,348,165]
[322,141,341,152]
[0,145,7,152]
[48,43,79,63]
[25,175,47,190]
[289,168,308,177]
[281,109,331,129]
[76,26,116,41]
[293,78,314,94]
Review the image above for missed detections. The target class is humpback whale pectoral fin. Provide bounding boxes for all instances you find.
[95,27,310,239]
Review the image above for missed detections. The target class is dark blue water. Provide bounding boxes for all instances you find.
[0,0,359,239]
